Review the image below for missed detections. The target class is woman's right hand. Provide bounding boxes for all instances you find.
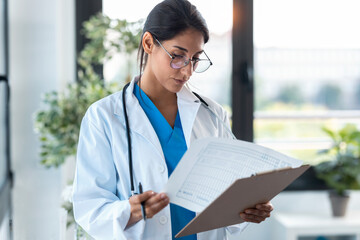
[126,191,170,228]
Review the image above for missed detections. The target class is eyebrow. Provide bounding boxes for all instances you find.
[173,45,204,54]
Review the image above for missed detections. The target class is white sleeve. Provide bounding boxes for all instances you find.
[72,113,144,240]
[226,222,249,235]
[219,106,234,139]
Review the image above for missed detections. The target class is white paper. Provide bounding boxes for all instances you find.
[163,137,303,212]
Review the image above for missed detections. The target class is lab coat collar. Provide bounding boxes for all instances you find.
[177,84,201,147]
[114,77,201,150]
[114,78,164,159]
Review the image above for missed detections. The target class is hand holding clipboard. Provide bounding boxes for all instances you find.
[162,137,309,237]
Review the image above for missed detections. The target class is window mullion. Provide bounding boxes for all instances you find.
[232,0,254,142]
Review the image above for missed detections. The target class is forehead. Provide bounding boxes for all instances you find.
[164,28,205,52]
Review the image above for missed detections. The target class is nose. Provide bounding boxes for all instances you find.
[181,61,194,80]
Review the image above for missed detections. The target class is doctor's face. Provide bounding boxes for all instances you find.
[147,28,205,93]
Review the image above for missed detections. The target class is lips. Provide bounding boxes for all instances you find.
[174,78,187,84]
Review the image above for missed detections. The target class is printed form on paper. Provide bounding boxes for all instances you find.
[163,137,303,212]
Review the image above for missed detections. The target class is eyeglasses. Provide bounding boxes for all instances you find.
[154,38,213,73]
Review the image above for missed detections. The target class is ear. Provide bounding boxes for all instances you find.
[142,32,155,54]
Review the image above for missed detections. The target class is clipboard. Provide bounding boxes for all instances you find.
[175,164,310,238]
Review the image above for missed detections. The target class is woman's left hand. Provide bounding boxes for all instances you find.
[240,201,273,223]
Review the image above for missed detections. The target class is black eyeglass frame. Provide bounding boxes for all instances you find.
[154,37,213,73]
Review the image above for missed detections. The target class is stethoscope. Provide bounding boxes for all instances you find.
[122,82,236,196]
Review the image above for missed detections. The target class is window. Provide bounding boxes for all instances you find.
[100,0,360,189]
[102,0,233,109]
[253,0,360,165]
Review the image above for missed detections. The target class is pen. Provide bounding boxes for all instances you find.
[139,182,147,220]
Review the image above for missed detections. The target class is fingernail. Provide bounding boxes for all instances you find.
[160,193,166,199]
[245,210,252,214]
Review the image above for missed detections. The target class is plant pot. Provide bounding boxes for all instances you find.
[329,191,350,217]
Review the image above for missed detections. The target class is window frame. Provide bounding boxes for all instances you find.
[232,0,254,142]
[231,0,328,190]
[0,0,13,237]
[75,0,102,81]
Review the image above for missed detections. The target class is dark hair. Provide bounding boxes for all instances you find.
[137,0,209,77]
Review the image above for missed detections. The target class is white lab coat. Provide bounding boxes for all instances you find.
[72,78,248,240]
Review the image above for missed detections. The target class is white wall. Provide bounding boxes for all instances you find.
[228,190,360,240]
[0,212,10,240]
[9,0,74,239]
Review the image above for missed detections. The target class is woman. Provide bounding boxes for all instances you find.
[72,0,273,239]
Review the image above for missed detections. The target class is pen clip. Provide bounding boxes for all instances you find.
[130,182,143,197]
[138,182,143,194]
[138,182,147,220]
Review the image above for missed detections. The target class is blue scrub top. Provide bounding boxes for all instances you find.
[134,84,196,240]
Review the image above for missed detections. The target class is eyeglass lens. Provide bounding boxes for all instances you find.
[170,54,211,73]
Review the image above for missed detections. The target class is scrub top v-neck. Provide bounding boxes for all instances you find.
[133,84,196,240]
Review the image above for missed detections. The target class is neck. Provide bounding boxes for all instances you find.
[139,70,177,108]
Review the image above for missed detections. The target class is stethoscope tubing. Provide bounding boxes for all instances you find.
[122,82,236,197]
[122,83,136,196]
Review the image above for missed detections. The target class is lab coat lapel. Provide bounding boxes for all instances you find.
[177,85,201,148]
[114,79,164,159]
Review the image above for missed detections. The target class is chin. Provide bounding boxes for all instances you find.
[169,85,184,93]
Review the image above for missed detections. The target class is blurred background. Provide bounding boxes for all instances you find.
[1,0,360,239]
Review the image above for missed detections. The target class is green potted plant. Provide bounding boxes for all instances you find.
[34,13,142,239]
[34,13,142,168]
[314,124,360,216]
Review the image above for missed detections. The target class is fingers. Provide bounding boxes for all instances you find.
[144,193,169,219]
[130,190,155,204]
[240,212,268,223]
[129,191,170,220]
[243,208,271,218]
[128,191,156,224]
[240,202,273,224]
[255,202,273,212]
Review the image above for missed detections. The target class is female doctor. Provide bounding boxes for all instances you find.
[72,0,273,239]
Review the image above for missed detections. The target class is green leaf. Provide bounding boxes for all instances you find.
[316,124,360,193]
[33,13,141,169]
[322,126,338,142]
